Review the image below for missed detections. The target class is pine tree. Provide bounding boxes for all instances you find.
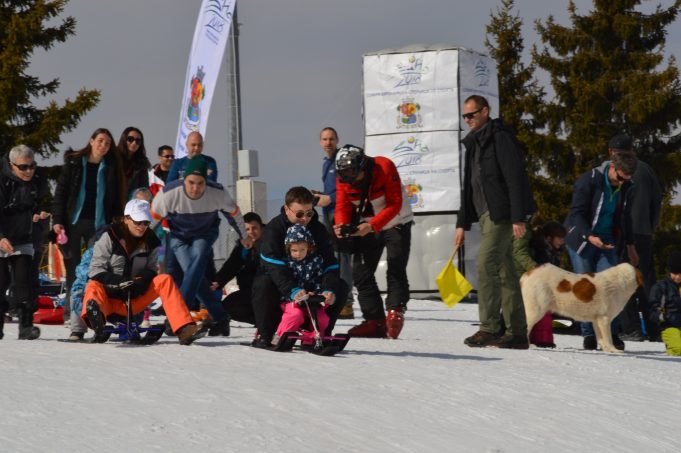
[0,0,99,158]
[485,0,571,225]
[531,0,681,274]
[532,0,681,188]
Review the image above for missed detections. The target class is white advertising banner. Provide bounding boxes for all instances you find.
[175,0,236,158]
[365,131,461,212]
[363,50,460,135]
[458,50,499,119]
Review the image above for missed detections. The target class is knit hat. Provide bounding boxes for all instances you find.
[285,224,314,246]
[184,155,208,180]
[667,251,681,273]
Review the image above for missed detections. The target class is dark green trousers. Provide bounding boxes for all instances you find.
[476,212,527,337]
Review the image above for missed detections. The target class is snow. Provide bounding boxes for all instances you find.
[2,300,680,453]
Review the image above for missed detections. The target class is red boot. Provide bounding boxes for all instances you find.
[386,308,405,339]
[529,312,555,348]
[348,319,386,338]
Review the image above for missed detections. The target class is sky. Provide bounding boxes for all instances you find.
[30,0,681,212]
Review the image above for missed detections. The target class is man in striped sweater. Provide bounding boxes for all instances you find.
[152,156,251,336]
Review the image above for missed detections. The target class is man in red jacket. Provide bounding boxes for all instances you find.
[333,145,413,339]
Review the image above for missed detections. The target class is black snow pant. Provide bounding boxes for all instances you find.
[619,234,659,338]
[221,290,256,325]
[352,222,412,320]
[251,273,348,341]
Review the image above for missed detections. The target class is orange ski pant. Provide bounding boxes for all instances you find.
[81,274,193,333]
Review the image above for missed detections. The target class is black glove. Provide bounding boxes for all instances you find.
[129,278,150,299]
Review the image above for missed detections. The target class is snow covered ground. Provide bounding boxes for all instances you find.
[1,300,680,453]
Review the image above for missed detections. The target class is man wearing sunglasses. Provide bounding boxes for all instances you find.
[565,138,639,350]
[251,186,348,348]
[456,95,536,349]
[152,145,174,182]
[606,135,662,343]
[0,145,49,340]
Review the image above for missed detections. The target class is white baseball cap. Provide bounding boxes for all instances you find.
[124,199,152,223]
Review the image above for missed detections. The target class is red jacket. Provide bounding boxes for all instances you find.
[335,156,412,232]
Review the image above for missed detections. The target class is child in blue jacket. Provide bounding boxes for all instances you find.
[649,251,681,356]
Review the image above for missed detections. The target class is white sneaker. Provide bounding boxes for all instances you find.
[140,320,151,328]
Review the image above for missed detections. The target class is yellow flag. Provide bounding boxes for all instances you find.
[435,249,473,308]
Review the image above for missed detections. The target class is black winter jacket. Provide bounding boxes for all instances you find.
[0,156,49,245]
[52,153,122,229]
[214,238,262,291]
[258,209,339,299]
[649,278,681,329]
[457,118,536,229]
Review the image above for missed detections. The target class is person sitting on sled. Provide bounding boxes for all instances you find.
[273,224,337,345]
[81,199,205,345]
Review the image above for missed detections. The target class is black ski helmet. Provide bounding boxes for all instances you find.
[335,144,365,183]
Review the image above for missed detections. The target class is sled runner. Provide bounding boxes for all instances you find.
[87,281,165,345]
[272,295,350,355]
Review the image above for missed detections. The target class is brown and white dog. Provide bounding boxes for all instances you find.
[520,263,644,353]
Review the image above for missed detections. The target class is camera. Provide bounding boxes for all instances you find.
[339,224,359,238]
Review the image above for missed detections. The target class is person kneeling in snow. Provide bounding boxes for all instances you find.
[273,224,336,346]
[81,199,204,345]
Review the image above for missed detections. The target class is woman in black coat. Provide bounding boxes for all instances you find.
[116,126,150,198]
[52,128,124,331]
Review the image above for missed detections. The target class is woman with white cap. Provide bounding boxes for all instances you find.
[80,199,205,345]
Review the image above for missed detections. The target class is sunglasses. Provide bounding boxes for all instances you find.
[615,169,632,182]
[462,108,483,120]
[161,154,175,159]
[127,217,151,227]
[126,136,143,145]
[12,161,37,171]
[289,208,314,219]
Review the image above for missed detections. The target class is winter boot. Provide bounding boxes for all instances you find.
[67,331,85,342]
[464,330,499,347]
[177,323,206,345]
[208,315,230,337]
[490,334,530,350]
[0,300,7,340]
[17,301,40,340]
[347,319,387,338]
[338,303,355,320]
[386,307,405,339]
[85,299,108,343]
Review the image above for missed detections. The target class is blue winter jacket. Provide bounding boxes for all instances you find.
[564,161,634,256]
[321,150,338,220]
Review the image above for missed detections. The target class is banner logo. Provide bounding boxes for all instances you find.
[390,136,429,168]
[204,0,233,44]
[394,55,428,88]
[474,59,490,87]
[403,177,424,208]
[396,98,422,129]
[186,66,206,124]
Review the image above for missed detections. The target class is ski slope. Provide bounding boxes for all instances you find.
[1,300,680,453]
